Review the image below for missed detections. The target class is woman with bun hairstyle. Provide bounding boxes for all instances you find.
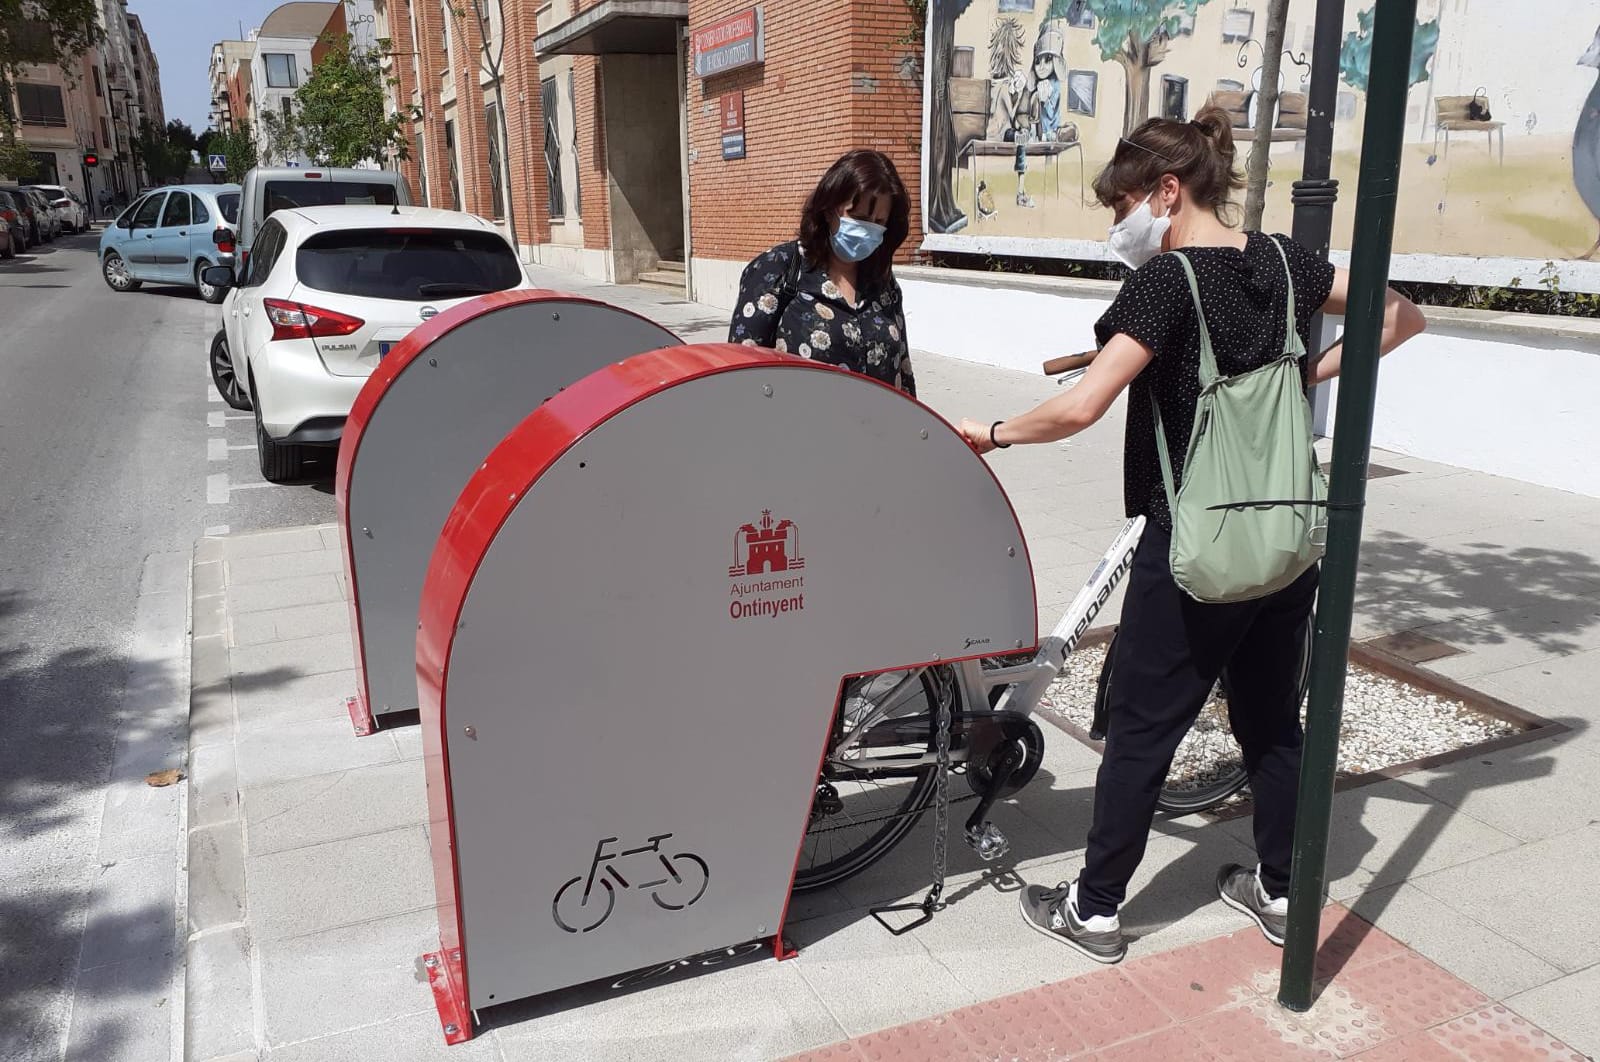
[958,106,1425,964]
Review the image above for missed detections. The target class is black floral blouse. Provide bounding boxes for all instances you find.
[729,240,916,397]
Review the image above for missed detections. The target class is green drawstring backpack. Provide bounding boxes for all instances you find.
[1152,236,1328,604]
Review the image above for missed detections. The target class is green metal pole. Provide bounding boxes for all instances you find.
[1278,0,1417,1013]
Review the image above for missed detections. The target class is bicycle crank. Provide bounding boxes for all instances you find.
[962,715,1045,862]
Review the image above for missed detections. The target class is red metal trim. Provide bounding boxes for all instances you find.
[415,343,1037,1010]
[333,288,676,722]
[345,694,376,737]
[422,947,473,1045]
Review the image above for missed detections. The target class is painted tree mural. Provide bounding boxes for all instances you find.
[927,0,975,233]
[1338,6,1441,93]
[1051,0,1214,136]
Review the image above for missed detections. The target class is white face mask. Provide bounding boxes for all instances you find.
[1107,193,1171,269]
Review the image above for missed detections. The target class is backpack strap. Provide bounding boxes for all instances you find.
[1267,234,1305,357]
[1148,250,1216,517]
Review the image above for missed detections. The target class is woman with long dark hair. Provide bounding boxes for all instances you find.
[729,149,916,395]
[958,106,1426,963]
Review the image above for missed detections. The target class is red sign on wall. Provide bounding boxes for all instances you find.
[692,7,765,78]
[721,91,747,160]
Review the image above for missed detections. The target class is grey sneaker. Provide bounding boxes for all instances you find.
[1019,878,1126,964]
[1217,863,1288,945]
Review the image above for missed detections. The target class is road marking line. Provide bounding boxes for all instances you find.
[206,473,229,504]
[207,438,228,462]
[207,412,224,429]
[205,524,230,536]
[228,445,253,452]
[208,390,222,404]
[229,482,273,493]
[223,414,252,421]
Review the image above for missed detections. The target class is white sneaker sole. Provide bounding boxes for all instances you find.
[1218,886,1287,947]
[1018,896,1126,964]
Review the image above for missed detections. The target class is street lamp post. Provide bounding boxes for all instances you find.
[1289,0,1349,261]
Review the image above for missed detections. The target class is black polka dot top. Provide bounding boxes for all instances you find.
[1094,231,1336,532]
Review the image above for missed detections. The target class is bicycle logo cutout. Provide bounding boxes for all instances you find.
[552,832,710,934]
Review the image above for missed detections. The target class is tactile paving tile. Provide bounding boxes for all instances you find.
[948,990,1085,1060]
[852,1015,975,1062]
[1120,933,1259,1021]
[1094,1023,1222,1060]
[781,1042,866,1062]
[1312,905,1409,978]
[1330,950,1489,1038]
[1037,968,1174,1051]
[1285,979,1390,1056]
[1429,1005,1591,1062]
[1185,999,1339,1061]
[1346,1030,1470,1061]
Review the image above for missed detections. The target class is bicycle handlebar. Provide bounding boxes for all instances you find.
[1042,350,1099,377]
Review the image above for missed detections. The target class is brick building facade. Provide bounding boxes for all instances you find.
[371,0,924,305]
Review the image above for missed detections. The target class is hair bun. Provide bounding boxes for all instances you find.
[1189,104,1237,162]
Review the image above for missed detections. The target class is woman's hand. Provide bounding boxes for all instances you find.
[958,418,997,454]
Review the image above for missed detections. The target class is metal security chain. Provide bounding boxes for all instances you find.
[869,665,954,935]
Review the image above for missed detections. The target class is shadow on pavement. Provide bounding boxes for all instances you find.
[1357,530,1600,653]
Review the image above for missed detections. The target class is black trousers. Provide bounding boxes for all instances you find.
[1077,522,1319,918]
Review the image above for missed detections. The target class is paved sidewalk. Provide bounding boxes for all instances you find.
[181,266,1600,1060]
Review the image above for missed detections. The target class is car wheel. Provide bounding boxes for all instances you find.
[1,236,14,260]
[210,330,252,411]
[252,381,309,483]
[102,251,141,292]
[196,260,227,304]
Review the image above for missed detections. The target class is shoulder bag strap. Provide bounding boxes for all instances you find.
[1148,251,1214,514]
[1267,234,1304,356]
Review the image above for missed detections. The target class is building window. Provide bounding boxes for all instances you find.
[264,53,298,88]
[280,96,293,120]
[100,116,111,147]
[1067,70,1097,116]
[17,82,67,127]
[540,78,564,219]
[567,70,580,216]
[444,118,461,210]
[440,0,453,59]
[93,66,104,96]
[1161,75,1189,122]
[485,101,505,220]
[997,0,1035,11]
[1221,9,1255,44]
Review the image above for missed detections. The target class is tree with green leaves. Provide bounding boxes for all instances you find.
[1050,0,1212,136]
[290,34,413,167]
[0,0,104,173]
[257,109,300,167]
[1338,6,1440,94]
[135,120,192,184]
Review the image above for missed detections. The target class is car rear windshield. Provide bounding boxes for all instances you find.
[263,180,399,217]
[295,228,521,301]
[217,193,240,225]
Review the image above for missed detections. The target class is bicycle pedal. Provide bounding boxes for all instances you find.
[964,821,1010,862]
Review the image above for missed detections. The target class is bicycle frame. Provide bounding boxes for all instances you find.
[827,516,1146,770]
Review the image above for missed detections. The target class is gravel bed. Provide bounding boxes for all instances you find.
[1038,643,1518,798]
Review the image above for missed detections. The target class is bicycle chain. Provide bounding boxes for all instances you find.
[924,666,955,914]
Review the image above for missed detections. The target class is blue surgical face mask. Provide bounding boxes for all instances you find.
[832,216,886,263]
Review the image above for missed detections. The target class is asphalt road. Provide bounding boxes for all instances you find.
[0,229,335,1061]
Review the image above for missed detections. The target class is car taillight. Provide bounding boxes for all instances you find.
[215,228,235,253]
[0,209,14,223]
[263,298,365,342]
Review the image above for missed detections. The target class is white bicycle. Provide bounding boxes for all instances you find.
[796,515,1312,892]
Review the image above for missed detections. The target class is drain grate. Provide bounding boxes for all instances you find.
[1366,630,1464,664]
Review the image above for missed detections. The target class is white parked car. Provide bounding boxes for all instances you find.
[26,184,89,233]
[206,205,530,482]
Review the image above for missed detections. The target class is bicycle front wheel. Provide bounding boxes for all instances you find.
[793,669,941,892]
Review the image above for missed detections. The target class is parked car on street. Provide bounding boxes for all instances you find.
[204,205,529,481]
[22,188,60,240]
[0,185,45,248]
[0,214,15,259]
[99,183,243,303]
[234,167,409,274]
[27,184,89,233]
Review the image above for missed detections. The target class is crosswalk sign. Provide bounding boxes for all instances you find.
[208,153,227,171]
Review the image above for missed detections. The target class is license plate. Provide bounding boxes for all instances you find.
[378,341,394,358]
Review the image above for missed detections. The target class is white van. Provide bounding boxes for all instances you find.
[232,166,411,273]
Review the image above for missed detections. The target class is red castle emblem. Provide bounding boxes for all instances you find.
[729,510,804,578]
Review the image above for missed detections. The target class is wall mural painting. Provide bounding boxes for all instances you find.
[923,0,1600,288]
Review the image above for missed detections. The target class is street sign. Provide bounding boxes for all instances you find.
[208,153,226,171]
[720,92,746,160]
[692,7,764,78]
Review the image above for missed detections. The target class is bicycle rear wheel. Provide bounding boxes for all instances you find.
[793,670,941,892]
